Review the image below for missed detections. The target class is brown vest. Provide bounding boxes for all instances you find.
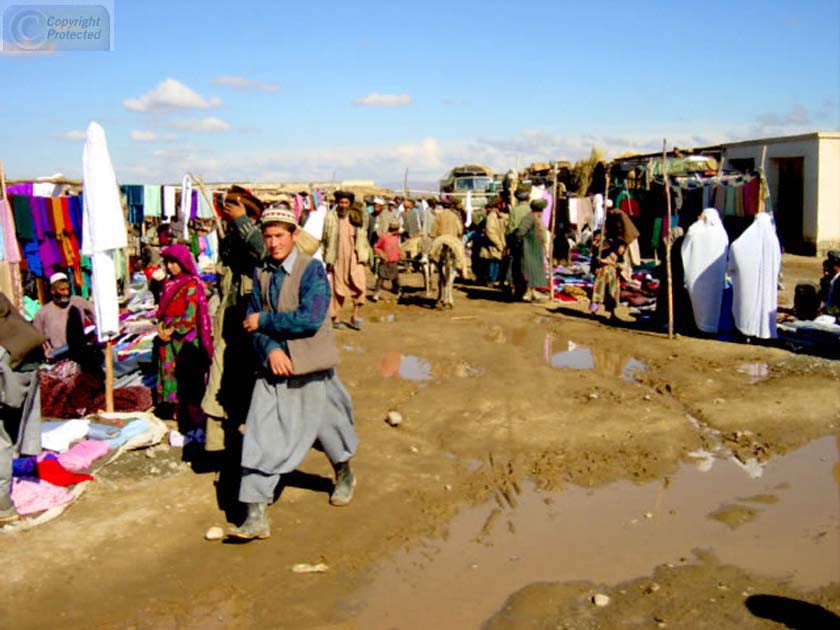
[258,253,338,376]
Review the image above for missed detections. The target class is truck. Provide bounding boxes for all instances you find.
[439,164,495,208]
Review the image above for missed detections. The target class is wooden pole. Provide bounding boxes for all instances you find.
[105,339,114,412]
[403,168,409,198]
[188,173,226,238]
[662,139,674,340]
[548,162,559,302]
[0,161,8,205]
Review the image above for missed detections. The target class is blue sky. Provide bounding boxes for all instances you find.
[1,0,838,187]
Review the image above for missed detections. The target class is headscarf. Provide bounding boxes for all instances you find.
[681,208,729,333]
[158,244,213,359]
[728,213,781,339]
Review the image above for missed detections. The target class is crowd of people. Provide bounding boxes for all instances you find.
[2,179,838,534]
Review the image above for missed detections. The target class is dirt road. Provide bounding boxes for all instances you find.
[2,256,839,629]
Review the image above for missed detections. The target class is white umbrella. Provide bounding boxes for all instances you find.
[82,121,128,411]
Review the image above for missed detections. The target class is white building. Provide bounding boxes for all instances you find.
[719,132,840,255]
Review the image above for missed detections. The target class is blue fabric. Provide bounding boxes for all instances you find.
[87,423,122,441]
[22,240,42,276]
[121,185,145,224]
[248,252,330,367]
[105,419,151,449]
[12,456,37,477]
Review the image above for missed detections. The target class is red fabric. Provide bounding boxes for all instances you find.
[744,178,760,216]
[37,458,93,486]
[619,197,641,218]
[40,360,153,418]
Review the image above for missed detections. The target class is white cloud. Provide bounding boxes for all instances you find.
[170,117,232,132]
[56,130,86,141]
[130,130,177,142]
[353,92,413,107]
[210,75,280,93]
[123,78,222,112]
[112,128,743,185]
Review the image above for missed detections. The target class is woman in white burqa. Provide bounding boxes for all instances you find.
[727,213,781,339]
[681,208,729,334]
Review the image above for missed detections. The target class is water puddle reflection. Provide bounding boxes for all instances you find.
[351,435,840,629]
[548,338,647,383]
[738,362,770,384]
[379,352,481,381]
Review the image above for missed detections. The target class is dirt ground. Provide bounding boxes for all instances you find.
[1,255,839,629]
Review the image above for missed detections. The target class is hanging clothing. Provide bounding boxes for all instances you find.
[681,208,730,333]
[728,213,781,339]
[593,194,605,230]
[196,189,215,219]
[163,186,176,220]
[144,185,162,218]
[121,185,144,224]
[743,177,760,217]
[30,197,63,277]
[82,122,128,342]
[0,200,21,263]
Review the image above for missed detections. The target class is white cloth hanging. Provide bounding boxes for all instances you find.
[302,203,328,264]
[181,174,193,240]
[465,190,473,229]
[82,121,128,342]
[163,185,176,219]
[728,213,781,339]
[681,208,729,333]
[593,193,605,230]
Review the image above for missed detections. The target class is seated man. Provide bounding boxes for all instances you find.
[32,273,96,361]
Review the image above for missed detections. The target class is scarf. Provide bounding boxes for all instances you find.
[158,244,214,359]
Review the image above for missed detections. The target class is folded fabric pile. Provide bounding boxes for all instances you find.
[39,360,152,419]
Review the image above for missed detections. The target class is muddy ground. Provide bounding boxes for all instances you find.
[1,254,839,629]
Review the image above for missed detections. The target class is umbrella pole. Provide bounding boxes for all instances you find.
[105,339,114,412]
[662,139,674,340]
[548,163,558,302]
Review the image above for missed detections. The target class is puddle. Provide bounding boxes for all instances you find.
[547,339,648,383]
[398,355,432,381]
[379,353,478,381]
[685,415,767,478]
[550,347,594,370]
[350,435,840,629]
[378,352,432,381]
[738,362,770,384]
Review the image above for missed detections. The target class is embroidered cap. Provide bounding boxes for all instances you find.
[261,206,299,228]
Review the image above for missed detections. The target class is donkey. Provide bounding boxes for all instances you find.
[435,243,458,309]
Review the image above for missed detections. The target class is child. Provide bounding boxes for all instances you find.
[590,239,626,319]
[372,221,402,301]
